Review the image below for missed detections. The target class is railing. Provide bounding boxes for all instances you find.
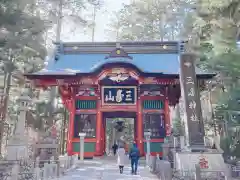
[0,154,78,180]
[227,164,240,178]
[147,155,240,180]
[171,170,227,180]
[169,136,219,150]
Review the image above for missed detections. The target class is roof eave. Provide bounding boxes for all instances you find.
[54,40,180,46]
[24,73,76,80]
[24,72,216,80]
[196,73,216,79]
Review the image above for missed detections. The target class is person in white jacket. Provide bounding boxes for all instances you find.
[117,145,126,174]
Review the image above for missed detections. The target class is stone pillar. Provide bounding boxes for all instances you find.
[106,135,109,155]
[6,92,31,160]
[162,143,170,160]
[180,136,185,149]
[179,53,205,150]
[79,133,86,161]
[144,132,151,165]
[195,164,201,180]
[173,137,178,149]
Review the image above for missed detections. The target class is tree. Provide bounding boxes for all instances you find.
[192,0,240,158]
[107,0,191,41]
[0,0,49,155]
[108,0,240,158]
[37,0,104,44]
[172,117,185,136]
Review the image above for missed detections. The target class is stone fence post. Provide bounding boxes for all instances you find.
[155,158,172,180]
[72,154,78,165]
[150,155,157,172]
[195,164,201,180]
[162,143,170,160]
[51,156,58,177]
[236,161,240,177]
[180,136,185,149]
[34,157,41,180]
[10,164,19,180]
[173,137,178,149]
[43,162,49,179]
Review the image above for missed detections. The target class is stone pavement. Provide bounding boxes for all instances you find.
[59,160,159,180]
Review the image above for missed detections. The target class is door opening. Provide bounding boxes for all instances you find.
[102,111,136,156]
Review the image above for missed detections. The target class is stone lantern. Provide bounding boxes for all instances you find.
[6,92,31,160]
[14,92,31,136]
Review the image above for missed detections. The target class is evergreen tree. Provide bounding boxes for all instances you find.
[0,0,48,155]
[107,0,240,158]
[193,0,240,158]
[107,0,191,41]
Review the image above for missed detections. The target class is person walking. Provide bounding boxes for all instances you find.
[117,145,126,174]
[112,143,118,156]
[129,143,140,175]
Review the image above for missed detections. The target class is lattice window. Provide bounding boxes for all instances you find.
[74,114,96,138]
[143,113,166,138]
[75,100,97,109]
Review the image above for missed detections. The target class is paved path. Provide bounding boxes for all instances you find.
[59,160,159,180]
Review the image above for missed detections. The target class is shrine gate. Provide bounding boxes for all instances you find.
[26,41,213,158]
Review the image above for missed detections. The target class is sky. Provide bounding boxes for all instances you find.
[61,0,130,42]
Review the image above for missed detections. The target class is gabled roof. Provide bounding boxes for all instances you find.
[26,41,215,79]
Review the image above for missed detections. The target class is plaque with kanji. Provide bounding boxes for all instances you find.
[102,86,136,105]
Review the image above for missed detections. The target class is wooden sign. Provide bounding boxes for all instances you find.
[102,86,137,105]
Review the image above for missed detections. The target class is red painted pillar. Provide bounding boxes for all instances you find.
[102,117,105,155]
[164,93,171,136]
[95,99,102,156]
[99,111,104,155]
[137,97,144,155]
[67,98,75,155]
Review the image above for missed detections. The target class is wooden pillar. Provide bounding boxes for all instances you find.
[67,97,75,155]
[95,99,102,156]
[102,117,105,155]
[165,86,171,136]
[100,113,105,155]
[137,95,144,155]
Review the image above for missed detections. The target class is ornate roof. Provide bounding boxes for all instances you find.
[26,41,214,79]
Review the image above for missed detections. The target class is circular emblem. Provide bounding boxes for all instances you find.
[116,50,121,54]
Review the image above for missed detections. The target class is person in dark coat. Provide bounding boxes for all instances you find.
[112,143,118,156]
[129,143,140,175]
